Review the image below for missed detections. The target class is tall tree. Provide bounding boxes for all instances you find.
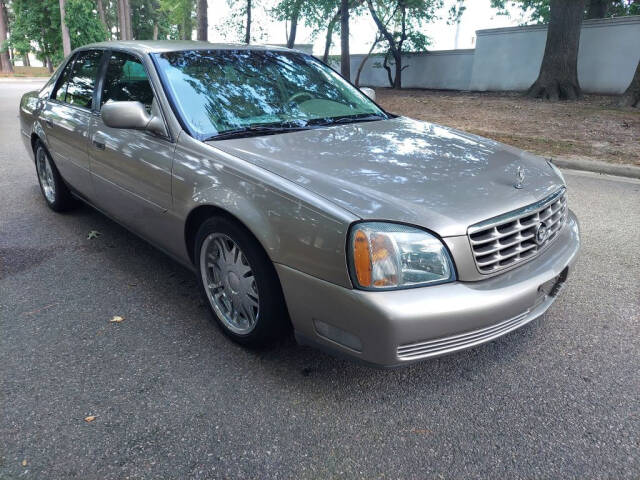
[66,0,108,48]
[340,0,350,79]
[59,0,72,56]
[322,7,340,63]
[160,0,194,40]
[620,60,640,108]
[196,0,207,40]
[491,0,639,23]
[0,0,13,73]
[96,0,108,36]
[527,0,585,100]
[367,0,440,89]
[8,0,63,72]
[245,0,251,43]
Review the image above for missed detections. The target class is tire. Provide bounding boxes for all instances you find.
[34,142,76,212]
[195,216,290,347]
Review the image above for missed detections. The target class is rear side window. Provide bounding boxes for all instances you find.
[51,58,75,102]
[101,52,154,112]
[52,50,103,108]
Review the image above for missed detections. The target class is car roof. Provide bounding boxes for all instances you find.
[80,40,294,56]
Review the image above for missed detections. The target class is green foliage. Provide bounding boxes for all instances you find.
[221,0,267,43]
[370,0,441,53]
[131,0,173,40]
[490,0,639,24]
[159,0,195,40]
[8,0,63,65]
[65,0,108,48]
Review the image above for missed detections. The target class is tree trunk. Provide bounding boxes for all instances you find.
[118,0,127,40]
[153,23,159,40]
[355,34,381,87]
[96,0,109,38]
[46,56,53,73]
[322,9,340,63]
[619,60,640,108]
[197,0,208,41]
[245,0,251,44]
[59,0,72,56]
[392,52,402,89]
[24,53,30,67]
[125,0,133,40]
[586,0,608,18]
[367,0,403,88]
[0,0,13,73]
[527,0,585,100]
[340,0,350,80]
[286,0,302,49]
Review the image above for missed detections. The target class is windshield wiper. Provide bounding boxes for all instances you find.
[308,114,386,127]
[205,122,309,141]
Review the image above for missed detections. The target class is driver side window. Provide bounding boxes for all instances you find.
[101,52,155,113]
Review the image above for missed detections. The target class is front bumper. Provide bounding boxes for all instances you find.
[277,210,581,367]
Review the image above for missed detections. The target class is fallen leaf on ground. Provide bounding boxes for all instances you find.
[21,459,27,466]
[109,315,125,323]
[84,415,96,422]
[87,230,101,240]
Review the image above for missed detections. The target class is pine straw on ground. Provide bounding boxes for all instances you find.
[375,89,640,166]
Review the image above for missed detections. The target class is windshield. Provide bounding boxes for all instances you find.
[152,49,387,140]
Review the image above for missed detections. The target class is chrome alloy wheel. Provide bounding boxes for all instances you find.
[36,147,56,203]
[200,233,260,335]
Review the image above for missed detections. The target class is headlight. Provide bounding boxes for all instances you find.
[348,222,455,290]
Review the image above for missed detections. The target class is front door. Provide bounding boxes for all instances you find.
[39,50,104,198]
[89,51,174,239]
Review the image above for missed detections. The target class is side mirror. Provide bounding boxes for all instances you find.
[101,101,166,136]
[360,87,376,102]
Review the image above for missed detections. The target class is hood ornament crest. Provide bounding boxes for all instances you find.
[514,166,525,189]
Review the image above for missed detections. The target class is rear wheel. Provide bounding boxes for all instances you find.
[35,142,76,212]
[195,217,289,347]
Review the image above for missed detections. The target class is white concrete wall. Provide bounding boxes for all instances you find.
[350,49,475,90]
[469,16,640,94]
[346,16,640,94]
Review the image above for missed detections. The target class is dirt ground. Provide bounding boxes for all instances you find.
[376,89,640,166]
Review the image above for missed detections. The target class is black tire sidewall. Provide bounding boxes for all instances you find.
[35,143,74,212]
[194,216,289,347]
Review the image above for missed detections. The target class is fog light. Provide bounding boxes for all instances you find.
[313,319,362,352]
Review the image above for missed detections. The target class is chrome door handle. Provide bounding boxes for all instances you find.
[92,140,105,150]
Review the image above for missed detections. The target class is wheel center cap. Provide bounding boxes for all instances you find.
[226,271,240,293]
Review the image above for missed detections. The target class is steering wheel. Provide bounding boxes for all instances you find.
[287,91,315,104]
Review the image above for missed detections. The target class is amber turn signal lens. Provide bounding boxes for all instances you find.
[353,229,372,287]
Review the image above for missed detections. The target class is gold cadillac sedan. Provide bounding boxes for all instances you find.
[20,41,580,367]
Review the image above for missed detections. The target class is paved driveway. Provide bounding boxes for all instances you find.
[1,81,639,479]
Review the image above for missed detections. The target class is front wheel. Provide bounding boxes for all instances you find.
[34,142,76,212]
[195,217,290,347]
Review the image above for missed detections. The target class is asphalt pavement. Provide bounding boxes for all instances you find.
[1,80,639,479]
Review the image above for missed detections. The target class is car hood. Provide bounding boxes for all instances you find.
[208,117,564,237]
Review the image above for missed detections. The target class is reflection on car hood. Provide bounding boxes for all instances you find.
[208,117,564,237]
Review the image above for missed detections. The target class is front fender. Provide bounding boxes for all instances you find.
[172,132,358,288]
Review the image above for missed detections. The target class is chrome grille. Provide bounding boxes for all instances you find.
[468,188,567,274]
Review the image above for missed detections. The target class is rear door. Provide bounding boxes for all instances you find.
[39,50,104,198]
[89,50,174,237]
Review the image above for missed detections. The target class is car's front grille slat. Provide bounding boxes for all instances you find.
[397,311,531,359]
[468,188,567,274]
